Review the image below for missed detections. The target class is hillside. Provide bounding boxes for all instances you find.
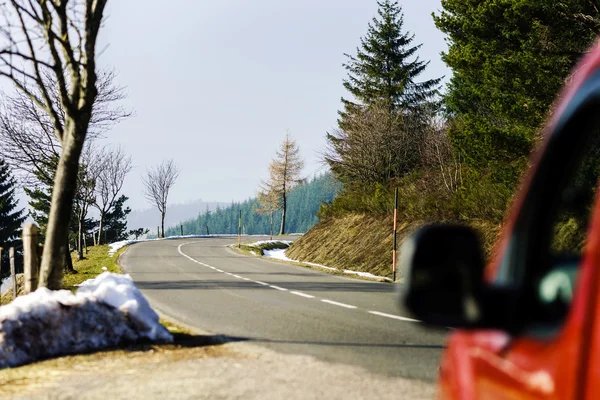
[165,174,340,236]
[286,213,501,281]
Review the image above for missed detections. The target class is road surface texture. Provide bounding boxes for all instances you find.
[117,236,448,397]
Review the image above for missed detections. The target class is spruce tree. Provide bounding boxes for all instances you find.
[0,159,26,248]
[102,195,131,243]
[340,0,441,122]
[328,0,441,187]
[435,0,597,186]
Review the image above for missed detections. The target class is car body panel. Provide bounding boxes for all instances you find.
[439,41,600,400]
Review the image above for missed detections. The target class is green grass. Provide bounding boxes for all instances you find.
[63,245,127,292]
[1,245,127,304]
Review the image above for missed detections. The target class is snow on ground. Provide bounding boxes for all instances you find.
[108,234,281,256]
[261,249,391,281]
[262,248,291,260]
[0,276,11,295]
[247,240,293,247]
[0,272,172,369]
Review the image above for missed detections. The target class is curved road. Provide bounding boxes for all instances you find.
[120,236,447,381]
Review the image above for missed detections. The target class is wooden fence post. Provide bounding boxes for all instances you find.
[23,224,40,294]
[10,247,16,299]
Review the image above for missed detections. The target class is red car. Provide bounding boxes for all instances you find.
[401,42,600,399]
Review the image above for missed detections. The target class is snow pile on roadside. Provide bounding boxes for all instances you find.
[248,240,293,247]
[0,276,12,295]
[108,234,278,256]
[0,272,172,369]
[108,238,163,256]
[262,248,392,281]
[262,248,291,260]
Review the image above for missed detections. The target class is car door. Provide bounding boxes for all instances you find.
[439,51,600,400]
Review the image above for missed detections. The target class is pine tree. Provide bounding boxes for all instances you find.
[260,133,304,235]
[340,0,441,122]
[102,195,131,243]
[327,0,441,187]
[435,0,597,186]
[0,159,26,248]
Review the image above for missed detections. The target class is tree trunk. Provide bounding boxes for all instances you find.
[279,193,286,235]
[77,217,84,260]
[270,211,273,240]
[161,211,165,238]
[39,123,86,290]
[97,214,104,245]
[64,234,75,274]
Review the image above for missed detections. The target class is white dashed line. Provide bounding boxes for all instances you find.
[368,311,419,322]
[321,299,357,309]
[290,291,315,299]
[177,242,419,324]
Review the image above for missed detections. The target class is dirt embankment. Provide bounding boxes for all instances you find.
[286,213,502,280]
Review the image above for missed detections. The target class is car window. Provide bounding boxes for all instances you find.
[535,129,600,330]
[549,133,600,256]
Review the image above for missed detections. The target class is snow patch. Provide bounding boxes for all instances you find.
[108,234,280,256]
[0,276,12,295]
[343,270,392,281]
[247,240,292,247]
[261,249,391,281]
[0,272,172,369]
[262,248,290,260]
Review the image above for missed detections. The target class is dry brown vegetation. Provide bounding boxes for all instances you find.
[286,213,502,280]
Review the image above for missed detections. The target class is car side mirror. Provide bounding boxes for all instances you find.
[400,224,487,328]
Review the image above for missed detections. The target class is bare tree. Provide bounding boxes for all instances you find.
[260,133,304,235]
[324,101,424,185]
[0,0,109,289]
[0,69,130,185]
[423,116,463,194]
[142,160,180,238]
[93,145,132,244]
[73,144,100,260]
[256,189,279,240]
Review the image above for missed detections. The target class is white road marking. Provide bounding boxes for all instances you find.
[321,299,357,309]
[177,242,419,324]
[368,311,419,322]
[290,291,315,299]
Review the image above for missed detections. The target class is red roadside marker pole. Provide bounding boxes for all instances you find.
[393,187,398,282]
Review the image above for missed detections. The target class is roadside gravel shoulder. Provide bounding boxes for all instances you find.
[2,339,436,400]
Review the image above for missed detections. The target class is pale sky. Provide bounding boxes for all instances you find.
[96,0,450,210]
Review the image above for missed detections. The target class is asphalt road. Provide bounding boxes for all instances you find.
[119,236,447,382]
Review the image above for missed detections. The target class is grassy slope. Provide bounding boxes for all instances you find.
[286,213,502,280]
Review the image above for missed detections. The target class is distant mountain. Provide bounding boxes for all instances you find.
[127,200,227,234]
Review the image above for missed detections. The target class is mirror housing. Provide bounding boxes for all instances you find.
[400,224,489,328]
